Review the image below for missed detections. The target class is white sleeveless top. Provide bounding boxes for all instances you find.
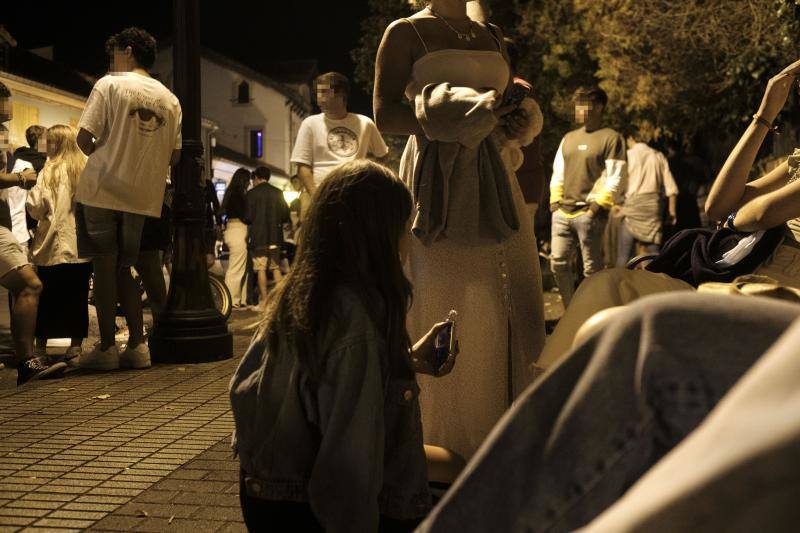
[402,19,510,100]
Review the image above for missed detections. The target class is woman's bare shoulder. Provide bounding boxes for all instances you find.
[381,17,426,52]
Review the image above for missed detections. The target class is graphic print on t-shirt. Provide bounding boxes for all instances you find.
[129,107,166,134]
[327,127,359,157]
[124,88,169,136]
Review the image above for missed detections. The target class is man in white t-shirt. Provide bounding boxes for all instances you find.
[290,72,388,192]
[75,27,182,371]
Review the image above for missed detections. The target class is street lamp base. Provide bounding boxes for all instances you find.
[149,311,233,364]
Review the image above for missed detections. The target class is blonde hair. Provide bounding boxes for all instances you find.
[40,125,86,202]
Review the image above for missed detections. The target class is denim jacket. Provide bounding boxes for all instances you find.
[229,286,431,533]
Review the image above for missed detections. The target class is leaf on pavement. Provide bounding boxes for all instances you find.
[92,394,112,400]
[57,388,76,392]
[138,510,149,517]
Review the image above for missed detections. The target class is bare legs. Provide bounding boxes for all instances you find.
[136,250,167,324]
[1,265,42,363]
[256,267,282,311]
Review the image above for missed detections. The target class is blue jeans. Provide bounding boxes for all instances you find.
[550,210,606,307]
[417,293,800,532]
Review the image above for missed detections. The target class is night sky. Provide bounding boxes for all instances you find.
[3,1,374,114]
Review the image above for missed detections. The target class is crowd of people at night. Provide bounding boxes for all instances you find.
[3,0,800,531]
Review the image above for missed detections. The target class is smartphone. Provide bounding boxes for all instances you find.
[503,80,533,110]
[433,310,458,373]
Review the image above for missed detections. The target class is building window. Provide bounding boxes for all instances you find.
[237,81,250,104]
[249,129,263,159]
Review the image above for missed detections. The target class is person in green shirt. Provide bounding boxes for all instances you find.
[549,87,627,306]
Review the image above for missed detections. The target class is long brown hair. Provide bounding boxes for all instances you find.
[262,160,414,384]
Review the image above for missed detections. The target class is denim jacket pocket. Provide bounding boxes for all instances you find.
[381,377,430,520]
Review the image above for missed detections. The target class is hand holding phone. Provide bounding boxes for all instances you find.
[503,80,533,111]
[412,310,460,377]
[432,310,458,376]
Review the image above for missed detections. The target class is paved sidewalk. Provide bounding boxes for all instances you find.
[0,308,261,532]
[91,441,243,532]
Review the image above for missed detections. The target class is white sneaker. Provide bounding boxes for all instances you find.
[80,343,120,371]
[120,343,151,370]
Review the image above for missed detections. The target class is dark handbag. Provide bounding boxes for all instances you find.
[644,225,785,287]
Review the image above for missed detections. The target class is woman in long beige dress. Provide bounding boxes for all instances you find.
[374,0,545,459]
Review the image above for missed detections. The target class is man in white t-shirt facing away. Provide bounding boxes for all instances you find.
[290,72,389,193]
[75,27,182,372]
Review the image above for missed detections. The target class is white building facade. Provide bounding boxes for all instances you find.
[152,47,311,191]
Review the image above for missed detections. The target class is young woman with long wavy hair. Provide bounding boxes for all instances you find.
[26,125,92,365]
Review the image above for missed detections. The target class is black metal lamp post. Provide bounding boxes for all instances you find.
[149,0,233,363]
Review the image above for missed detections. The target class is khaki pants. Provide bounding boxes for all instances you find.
[223,220,249,307]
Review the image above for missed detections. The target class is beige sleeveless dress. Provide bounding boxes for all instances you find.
[399,31,546,459]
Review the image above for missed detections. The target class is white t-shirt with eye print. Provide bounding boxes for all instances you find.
[290,113,389,186]
[77,72,182,217]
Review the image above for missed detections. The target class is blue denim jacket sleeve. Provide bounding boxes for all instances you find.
[308,335,387,533]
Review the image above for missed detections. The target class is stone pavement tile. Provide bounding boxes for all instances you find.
[192,506,244,522]
[86,487,143,498]
[90,514,143,531]
[3,500,62,510]
[98,481,153,491]
[32,484,87,495]
[168,469,209,481]
[110,474,163,483]
[47,509,108,521]
[124,468,174,477]
[217,522,248,533]
[62,502,119,513]
[131,517,176,532]
[23,528,82,533]
[23,490,78,501]
[49,478,104,488]
[61,472,115,482]
[0,482,43,492]
[0,507,50,518]
[187,460,238,472]
[152,479,231,493]
[73,495,130,506]
[0,515,34,526]
[131,490,178,504]
[32,517,96,529]
[150,518,226,533]
[114,502,199,518]
[172,492,239,507]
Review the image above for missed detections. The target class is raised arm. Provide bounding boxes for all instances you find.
[373,20,424,137]
[706,58,800,222]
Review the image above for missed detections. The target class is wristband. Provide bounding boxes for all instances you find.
[726,210,739,232]
[752,114,780,135]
